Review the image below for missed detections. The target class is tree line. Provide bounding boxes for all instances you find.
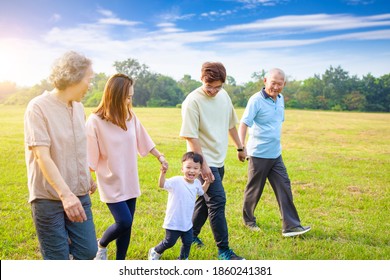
[1,58,389,112]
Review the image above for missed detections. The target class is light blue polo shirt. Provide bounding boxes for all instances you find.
[241,88,285,159]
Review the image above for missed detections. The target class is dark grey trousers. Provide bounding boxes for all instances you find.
[243,155,301,230]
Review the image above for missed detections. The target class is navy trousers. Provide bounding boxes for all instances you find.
[192,166,229,251]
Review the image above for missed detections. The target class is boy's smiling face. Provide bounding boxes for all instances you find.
[181,159,202,183]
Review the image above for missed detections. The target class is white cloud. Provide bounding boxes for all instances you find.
[156,22,184,33]
[200,9,237,19]
[97,8,114,18]
[218,13,390,34]
[237,0,289,8]
[98,17,140,26]
[217,29,390,49]
[96,8,141,26]
[1,11,389,87]
[49,13,61,23]
[344,0,374,5]
[158,6,195,22]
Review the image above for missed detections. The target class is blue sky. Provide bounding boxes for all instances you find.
[0,0,389,86]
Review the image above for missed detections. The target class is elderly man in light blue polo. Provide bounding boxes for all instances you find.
[238,68,311,237]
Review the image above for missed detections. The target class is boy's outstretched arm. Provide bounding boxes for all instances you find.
[158,167,167,188]
[202,179,210,193]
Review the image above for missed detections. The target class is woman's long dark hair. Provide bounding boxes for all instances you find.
[94,73,134,130]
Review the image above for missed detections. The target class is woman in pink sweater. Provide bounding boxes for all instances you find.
[86,73,168,260]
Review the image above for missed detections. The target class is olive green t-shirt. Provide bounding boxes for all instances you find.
[180,87,238,168]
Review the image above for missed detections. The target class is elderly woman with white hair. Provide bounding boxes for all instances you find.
[24,51,97,259]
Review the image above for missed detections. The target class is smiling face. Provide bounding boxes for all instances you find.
[202,79,223,97]
[181,158,202,183]
[263,69,286,100]
[68,65,94,102]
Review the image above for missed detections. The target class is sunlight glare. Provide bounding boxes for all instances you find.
[0,39,52,86]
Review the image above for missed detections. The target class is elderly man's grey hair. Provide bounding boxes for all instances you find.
[266,68,287,82]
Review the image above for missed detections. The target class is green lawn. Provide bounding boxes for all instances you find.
[0,105,389,260]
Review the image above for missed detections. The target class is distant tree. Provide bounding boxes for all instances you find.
[113,58,150,79]
[299,76,325,109]
[113,58,155,106]
[226,75,236,86]
[322,66,352,110]
[3,79,52,105]
[225,83,246,107]
[233,80,262,107]
[343,91,367,111]
[251,69,266,81]
[378,73,390,112]
[2,57,388,111]
[0,81,18,103]
[146,74,184,107]
[177,75,202,95]
[283,79,301,107]
[359,73,381,111]
[83,72,109,107]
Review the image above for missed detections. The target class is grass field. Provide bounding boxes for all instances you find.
[0,105,389,260]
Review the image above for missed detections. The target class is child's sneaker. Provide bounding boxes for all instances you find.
[192,236,204,247]
[148,247,161,260]
[94,239,107,260]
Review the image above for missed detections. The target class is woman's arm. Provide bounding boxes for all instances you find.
[31,146,87,223]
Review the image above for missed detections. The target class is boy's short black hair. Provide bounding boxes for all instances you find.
[182,151,203,165]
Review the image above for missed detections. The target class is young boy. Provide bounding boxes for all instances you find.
[148,152,210,260]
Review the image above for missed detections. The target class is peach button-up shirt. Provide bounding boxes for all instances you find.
[24,91,91,203]
[86,112,155,203]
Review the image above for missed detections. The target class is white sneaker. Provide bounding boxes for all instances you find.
[148,247,161,260]
[94,239,107,260]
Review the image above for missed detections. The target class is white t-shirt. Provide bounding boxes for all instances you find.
[162,176,204,231]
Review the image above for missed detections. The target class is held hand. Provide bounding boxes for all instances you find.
[158,155,169,172]
[160,159,169,173]
[237,149,247,162]
[61,192,87,223]
[201,164,215,183]
[89,181,97,194]
[160,165,168,173]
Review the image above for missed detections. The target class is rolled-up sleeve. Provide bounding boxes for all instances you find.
[24,103,51,148]
[180,99,199,139]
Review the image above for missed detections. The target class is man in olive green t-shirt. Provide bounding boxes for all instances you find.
[180,62,246,260]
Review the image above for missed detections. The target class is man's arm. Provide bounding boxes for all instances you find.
[238,122,248,148]
[238,122,249,160]
[229,126,246,162]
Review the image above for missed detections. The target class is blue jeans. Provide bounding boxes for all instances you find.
[31,195,97,260]
[155,228,193,259]
[99,198,136,260]
[192,166,229,251]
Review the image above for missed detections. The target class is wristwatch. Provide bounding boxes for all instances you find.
[237,147,244,152]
